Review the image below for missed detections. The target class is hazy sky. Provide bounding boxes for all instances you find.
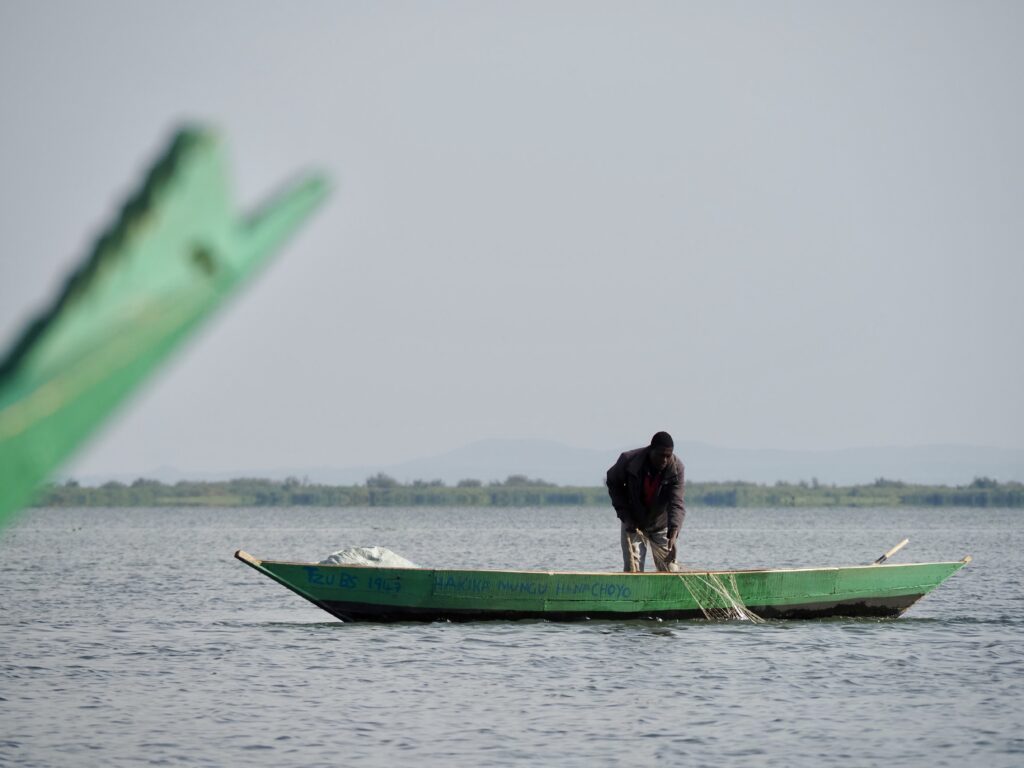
[2,2,1022,476]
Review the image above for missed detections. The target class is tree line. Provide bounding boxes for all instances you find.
[32,475,1024,508]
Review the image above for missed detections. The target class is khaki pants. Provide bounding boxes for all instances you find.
[621,521,678,572]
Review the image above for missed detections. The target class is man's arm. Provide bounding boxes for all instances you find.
[666,460,686,546]
[606,453,635,528]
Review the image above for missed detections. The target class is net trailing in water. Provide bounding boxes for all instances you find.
[679,572,765,623]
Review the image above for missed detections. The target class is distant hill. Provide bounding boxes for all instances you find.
[81,439,1024,487]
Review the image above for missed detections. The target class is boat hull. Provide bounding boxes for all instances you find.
[314,593,920,622]
[235,550,968,623]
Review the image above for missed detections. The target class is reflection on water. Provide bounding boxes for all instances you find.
[1,506,1021,767]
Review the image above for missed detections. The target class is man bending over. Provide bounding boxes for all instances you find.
[606,431,686,572]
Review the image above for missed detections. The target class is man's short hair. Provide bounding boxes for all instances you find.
[650,431,674,449]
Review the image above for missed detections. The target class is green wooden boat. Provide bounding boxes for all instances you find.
[234,548,970,622]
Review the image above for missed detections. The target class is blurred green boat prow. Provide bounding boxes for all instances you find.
[0,127,328,528]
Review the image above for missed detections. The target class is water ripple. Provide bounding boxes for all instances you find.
[1,506,1022,767]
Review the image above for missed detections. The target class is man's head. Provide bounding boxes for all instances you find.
[647,431,674,471]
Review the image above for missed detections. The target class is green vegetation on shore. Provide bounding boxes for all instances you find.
[32,474,1024,508]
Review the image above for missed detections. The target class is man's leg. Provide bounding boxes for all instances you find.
[621,521,647,572]
[646,527,679,572]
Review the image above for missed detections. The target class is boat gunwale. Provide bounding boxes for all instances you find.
[235,550,970,577]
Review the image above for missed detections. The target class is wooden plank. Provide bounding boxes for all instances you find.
[873,538,910,564]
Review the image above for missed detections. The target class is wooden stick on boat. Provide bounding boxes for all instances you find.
[627,530,640,572]
[873,538,910,565]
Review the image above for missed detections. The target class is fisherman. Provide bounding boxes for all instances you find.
[606,431,685,572]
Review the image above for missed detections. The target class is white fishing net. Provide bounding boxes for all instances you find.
[319,546,418,568]
[678,572,765,623]
[625,530,763,622]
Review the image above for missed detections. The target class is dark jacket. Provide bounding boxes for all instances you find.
[606,447,686,533]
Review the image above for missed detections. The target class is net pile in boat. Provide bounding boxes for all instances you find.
[679,572,765,623]
[320,547,418,568]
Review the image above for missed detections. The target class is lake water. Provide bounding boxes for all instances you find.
[1,505,1021,767]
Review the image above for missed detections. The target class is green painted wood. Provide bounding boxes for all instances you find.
[0,128,327,528]
[235,551,968,622]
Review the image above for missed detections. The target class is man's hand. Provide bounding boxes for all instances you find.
[667,529,679,558]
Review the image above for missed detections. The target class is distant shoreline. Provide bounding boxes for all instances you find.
[33,476,1024,508]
